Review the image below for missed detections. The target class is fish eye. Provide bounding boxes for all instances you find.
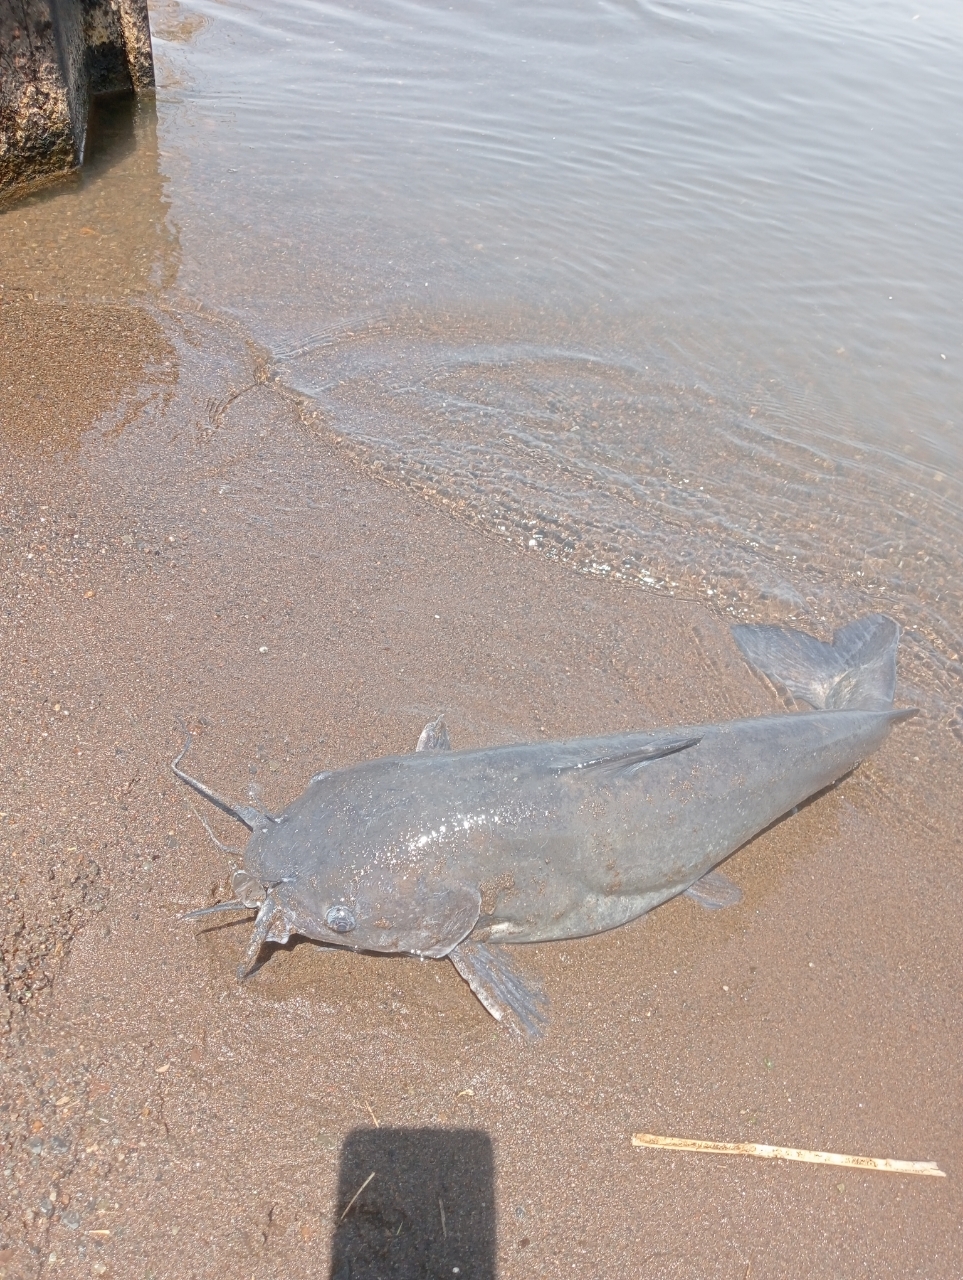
[324,904,356,934]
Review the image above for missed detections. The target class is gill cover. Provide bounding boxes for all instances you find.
[359,882,481,958]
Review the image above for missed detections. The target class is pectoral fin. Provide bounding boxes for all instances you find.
[684,868,743,910]
[449,939,548,1036]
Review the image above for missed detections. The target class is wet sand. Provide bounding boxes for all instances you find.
[1,281,961,1280]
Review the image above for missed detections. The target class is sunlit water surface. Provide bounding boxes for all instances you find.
[43,2,963,701]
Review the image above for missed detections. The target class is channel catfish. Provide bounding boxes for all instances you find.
[178,614,913,1032]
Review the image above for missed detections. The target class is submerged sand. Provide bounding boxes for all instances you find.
[1,217,961,1279]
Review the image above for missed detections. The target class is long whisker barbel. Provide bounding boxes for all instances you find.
[179,899,254,922]
[189,804,244,855]
[172,734,279,831]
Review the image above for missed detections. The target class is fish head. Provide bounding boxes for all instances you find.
[272,864,482,959]
[242,771,481,959]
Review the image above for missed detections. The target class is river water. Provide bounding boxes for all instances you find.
[8,0,963,695]
[144,0,963,706]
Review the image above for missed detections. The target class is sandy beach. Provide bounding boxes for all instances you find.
[2,5,962,1272]
[1,280,961,1278]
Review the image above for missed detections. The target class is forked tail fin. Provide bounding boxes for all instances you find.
[731,614,900,712]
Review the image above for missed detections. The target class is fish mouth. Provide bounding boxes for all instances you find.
[232,868,268,907]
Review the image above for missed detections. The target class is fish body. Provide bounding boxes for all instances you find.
[179,613,913,1031]
[250,708,903,954]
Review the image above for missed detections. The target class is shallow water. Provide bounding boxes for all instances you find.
[6,0,963,697]
[148,0,963,694]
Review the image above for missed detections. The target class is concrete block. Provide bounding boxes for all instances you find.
[0,0,154,197]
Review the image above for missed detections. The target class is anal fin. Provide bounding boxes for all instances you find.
[449,939,547,1036]
[684,868,743,910]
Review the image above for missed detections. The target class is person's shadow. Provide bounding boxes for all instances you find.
[330,1128,496,1280]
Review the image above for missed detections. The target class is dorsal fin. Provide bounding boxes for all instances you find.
[416,715,451,753]
[550,735,701,776]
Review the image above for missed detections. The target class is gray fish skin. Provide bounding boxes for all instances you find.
[246,707,906,959]
[178,613,913,1031]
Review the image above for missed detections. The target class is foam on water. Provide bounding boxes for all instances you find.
[268,308,963,709]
